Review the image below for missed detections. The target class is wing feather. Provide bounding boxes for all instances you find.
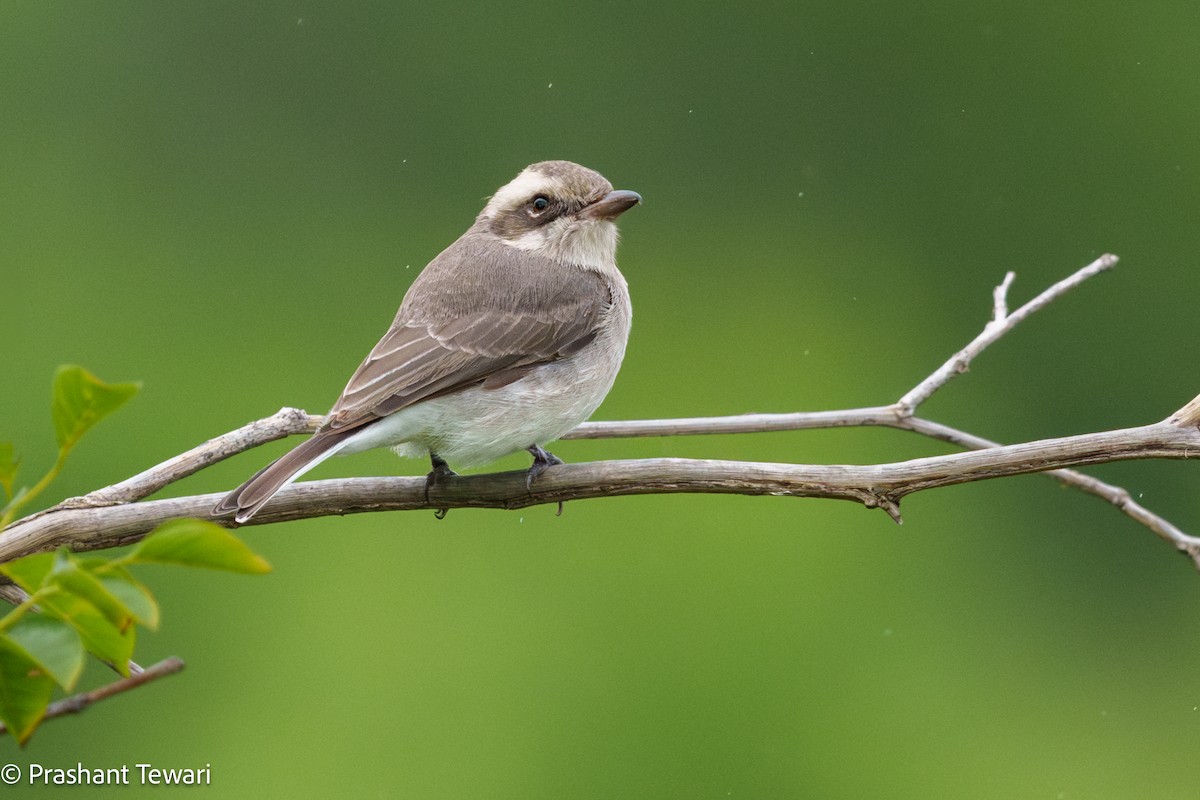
[321,233,611,432]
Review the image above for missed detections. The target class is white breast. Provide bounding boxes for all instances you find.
[340,271,631,468]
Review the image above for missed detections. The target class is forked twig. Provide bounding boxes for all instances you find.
[6,253,1200,569]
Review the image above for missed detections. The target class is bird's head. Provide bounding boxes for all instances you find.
[480,161,641,268]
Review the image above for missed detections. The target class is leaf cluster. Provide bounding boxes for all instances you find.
[0,521,269,743]
[1,366,139,527]
[0,367,270,744]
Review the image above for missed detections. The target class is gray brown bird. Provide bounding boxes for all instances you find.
[213,161,640,523]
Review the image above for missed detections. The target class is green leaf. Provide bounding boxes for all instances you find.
[39,591,135,675]
[98,571,160,631]
[0,552,56,594]
[5,616,84,690]
[0,442,18,500]
[129,519,272,574]
[0,634,55,745]
[49,550,136,632]
[51,365,140,451]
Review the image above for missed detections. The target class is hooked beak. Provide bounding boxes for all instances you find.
[582,189,642,220]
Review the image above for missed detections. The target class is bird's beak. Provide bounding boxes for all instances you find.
[582,189,642,220]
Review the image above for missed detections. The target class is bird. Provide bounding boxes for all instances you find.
[212,160,640,524]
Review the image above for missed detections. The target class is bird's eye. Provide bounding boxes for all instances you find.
[531,195,550,212]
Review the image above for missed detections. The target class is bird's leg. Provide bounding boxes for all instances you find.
[425,453,457,520]
[525,445,565,516]
[525,445,563,489]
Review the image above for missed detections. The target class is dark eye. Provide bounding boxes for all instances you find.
[531,195,550,212]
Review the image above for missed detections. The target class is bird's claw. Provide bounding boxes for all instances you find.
[525,445,564,491]
[425,454,457,520]
[526,445,566,516]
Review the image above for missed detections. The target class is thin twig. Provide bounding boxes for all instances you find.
[992,270,1016,322]
[0,657,184,735]
[903,416,1200,560]
[564,254,1200,559]
[896,253,1118,414]
[62,407,318,510]
[565,407,901,439]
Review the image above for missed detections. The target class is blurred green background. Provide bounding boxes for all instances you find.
[3,1,1199,797]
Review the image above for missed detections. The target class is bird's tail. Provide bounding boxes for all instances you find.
[212,432,350,524]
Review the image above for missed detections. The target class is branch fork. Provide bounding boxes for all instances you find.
[5,253,1200,569]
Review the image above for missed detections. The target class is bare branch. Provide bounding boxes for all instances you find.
[570,256,1118,440]
[37,259,1120,511]
[567,409,1200,566]
[0,657,185,736]
[903,417,1200,565]
[1167,394,1200,428]
[896,253,1118,414]
[59,407,318,510]
[4,252,1198,574]
[3,250,1192,747]
[566,407,901,439]
[3,421,1199,567]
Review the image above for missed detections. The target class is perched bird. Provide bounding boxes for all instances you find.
[213,160,640,523]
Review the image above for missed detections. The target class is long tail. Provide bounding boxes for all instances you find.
[212,431,351,524]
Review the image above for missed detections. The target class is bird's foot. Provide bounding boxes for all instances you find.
[526,445,565,516]
[425,454,457,520]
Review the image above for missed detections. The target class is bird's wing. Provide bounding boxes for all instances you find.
[321,251,611,433]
